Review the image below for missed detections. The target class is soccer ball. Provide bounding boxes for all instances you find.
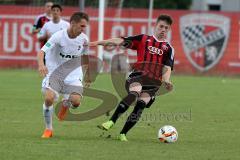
[158,125,178,143]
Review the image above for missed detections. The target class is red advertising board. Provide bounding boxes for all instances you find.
[0,5,240,75]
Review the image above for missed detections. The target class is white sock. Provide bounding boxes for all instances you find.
[43,103,53,130]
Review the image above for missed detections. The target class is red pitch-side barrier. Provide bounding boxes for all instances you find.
[0,5,240,75]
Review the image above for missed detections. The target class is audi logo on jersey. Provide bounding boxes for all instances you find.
[148,46,163,55]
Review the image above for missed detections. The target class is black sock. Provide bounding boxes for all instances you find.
[110,91,139,123]
[120,100,146,135]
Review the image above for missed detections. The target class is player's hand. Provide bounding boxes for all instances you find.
[38,64,48,77]
[162,81,173,91]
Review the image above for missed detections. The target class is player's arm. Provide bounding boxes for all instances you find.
[162,66,171,83]
[37,24,50,42]
[37,34,58,77]
[37,50,48,77]
[162,45,175,91]
[82,55,91,88]
[32,26,41,34]
[82,40,92,87]
[89,38,124,47]
[89,35,143,50]
[32,16,41,34]
[32,16,42,34]
[161,65,173,91]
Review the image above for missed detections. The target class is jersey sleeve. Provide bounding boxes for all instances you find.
[163,45,175,70]
[41,32,59,53]
[122,34,143,50]
[33,16,41,29]
[37,23,47,38]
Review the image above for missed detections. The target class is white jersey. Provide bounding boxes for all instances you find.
[38,19,70,38]
[41,29,89,82]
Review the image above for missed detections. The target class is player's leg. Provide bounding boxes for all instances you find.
[58,77,83,121]
[42,88,57,138]
[110,82,142,123]
[57,93,82,121]
[99,81,142,131]
[118,92,151,141]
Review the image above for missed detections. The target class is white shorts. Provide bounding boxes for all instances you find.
[41,76,83,102]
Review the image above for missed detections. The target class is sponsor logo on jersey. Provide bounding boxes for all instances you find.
[148,46,163,55]
[60,52,78,59]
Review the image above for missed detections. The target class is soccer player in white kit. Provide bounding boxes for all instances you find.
[37,12,90,138]
[38,4,69,42]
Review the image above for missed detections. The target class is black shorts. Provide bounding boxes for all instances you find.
[125,71,161,97]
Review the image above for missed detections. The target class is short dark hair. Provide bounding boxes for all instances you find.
[156,14,173,25]
[51,4,62,12]
[70,12,89,22]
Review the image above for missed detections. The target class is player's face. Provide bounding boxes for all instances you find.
[45,2,53,14]
[71,19,88,36]
[51,7,61,19]
[154,20,171,39]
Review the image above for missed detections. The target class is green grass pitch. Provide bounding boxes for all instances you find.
[0,69,239,160]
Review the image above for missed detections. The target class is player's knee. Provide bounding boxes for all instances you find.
[71,100,80,108]
[69,94,81,108]
[139,92,151,104]
[44,97,54,106]
[129,82,142,94]
[145,97,155,108]
[44,89,56,106]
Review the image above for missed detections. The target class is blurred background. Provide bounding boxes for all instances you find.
[0,0,239,75]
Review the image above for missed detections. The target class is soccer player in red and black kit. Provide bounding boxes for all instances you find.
[91,14,174,141]
[32,1,53,47]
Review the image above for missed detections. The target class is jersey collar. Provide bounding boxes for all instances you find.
[152,34,167,42]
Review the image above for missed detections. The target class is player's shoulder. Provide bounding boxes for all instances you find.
[164,42,174,57]
[60,19,70,25]
[51,29,65,39]
[124,34,144,41]
[133,34,145,38]
[35,14,46,20]
[55,29,65,35]
[78,32,89,41]
[166,41,174,50]
[43,20,52,27]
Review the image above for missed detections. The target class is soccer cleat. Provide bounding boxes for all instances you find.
[118,134,128,142]
[97,120,114,131]
[57,103,69,121]
[41,129,53,138]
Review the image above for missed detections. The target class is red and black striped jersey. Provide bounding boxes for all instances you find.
[33,13,51,30]
[122,34,174,80]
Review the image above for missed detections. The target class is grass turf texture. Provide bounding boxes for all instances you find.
[0,69,239,160]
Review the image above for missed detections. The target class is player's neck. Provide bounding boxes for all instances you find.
[153,34,166,42]
[67,29,78,39]
[52,18,60,23]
